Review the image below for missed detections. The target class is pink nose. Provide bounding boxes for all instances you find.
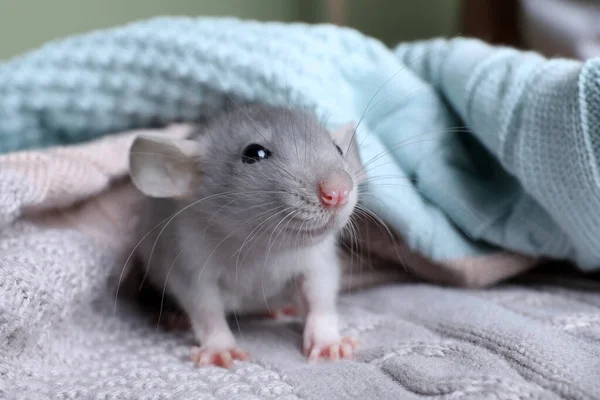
[320,187,349,207]
[318,171,353,208]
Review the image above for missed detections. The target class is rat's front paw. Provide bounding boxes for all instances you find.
[304,336,358,362]
[303,313,358,362]
[191,346,249,368]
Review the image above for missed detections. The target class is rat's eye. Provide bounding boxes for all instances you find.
[242,144,272,164]
[334,143,343,156]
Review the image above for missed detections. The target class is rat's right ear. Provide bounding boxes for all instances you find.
[129,134,203,198]
[331,121,366,183]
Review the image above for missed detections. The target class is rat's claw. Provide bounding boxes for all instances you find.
[328,344,340,361]
[340,343,353,359]
[342,336,359,350]
[191,346,250,368]
[308,347,321,362]
[230,348,250,360]
[216,351,232,368]
[305,336,358,363]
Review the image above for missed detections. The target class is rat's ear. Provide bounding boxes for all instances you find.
[129,134,203,198]
[331,121,366,182]
[331,121,356,150]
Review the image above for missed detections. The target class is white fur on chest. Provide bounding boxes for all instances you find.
[217,237,338,313]
[163,225,340,316]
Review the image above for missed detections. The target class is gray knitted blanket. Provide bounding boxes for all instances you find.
[5,226,600,400]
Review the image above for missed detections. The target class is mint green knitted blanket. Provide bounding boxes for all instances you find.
[1,17,599,270]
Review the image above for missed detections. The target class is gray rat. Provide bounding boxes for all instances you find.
[128,104,363,368]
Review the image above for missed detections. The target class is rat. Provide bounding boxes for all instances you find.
[128,104,363,368]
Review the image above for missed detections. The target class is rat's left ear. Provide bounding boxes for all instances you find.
[129,134,204,198]
[331,121,365,182]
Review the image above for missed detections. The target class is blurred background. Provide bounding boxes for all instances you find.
[0,0,599,61]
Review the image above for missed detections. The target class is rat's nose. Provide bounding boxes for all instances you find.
[319,171,353,208]
[320,187,349,206]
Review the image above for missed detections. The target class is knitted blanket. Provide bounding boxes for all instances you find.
[2,16,600,398]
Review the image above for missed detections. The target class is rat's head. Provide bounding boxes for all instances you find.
[129,105,363,248]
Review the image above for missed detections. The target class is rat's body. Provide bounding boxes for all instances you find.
[138,197,339,315]
[130,104,362,367]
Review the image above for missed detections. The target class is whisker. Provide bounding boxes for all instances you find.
[194,204,289,284]
[261,208,299,313]
[156,248,184,330]
[345,38,462,160]
[112,191,252,314]
[233,206,295,283]
[225,93,272,146]
[359,181,483,222]
[139,191,257,292]
[354,202,406,270]
[201,193,284,235]
[356,127,471,176]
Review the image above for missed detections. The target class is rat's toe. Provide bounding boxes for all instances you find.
[327,344,340,361]
[340,343,354,359]
[215,351,232,368]
[191,346,250,368]
[230,348,250,360]
[342,336,359,350]
[306,336,358,363]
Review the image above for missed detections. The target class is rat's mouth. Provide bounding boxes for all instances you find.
[298,225,330,236]
[286,219,337,238]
